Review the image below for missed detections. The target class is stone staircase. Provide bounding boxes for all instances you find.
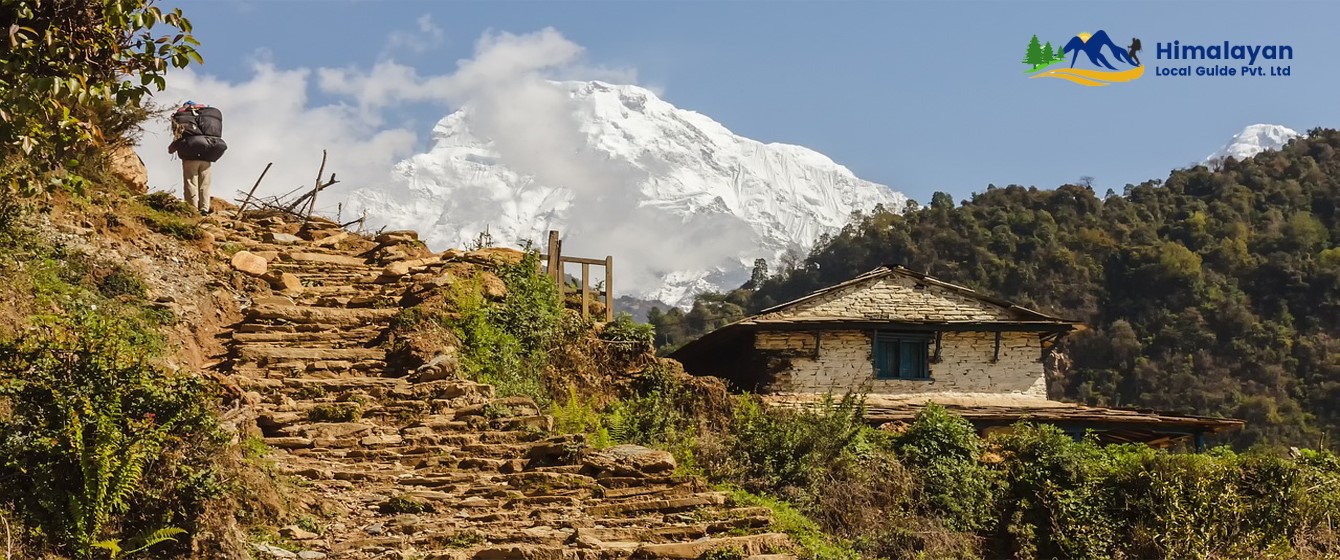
[201,213,794,560]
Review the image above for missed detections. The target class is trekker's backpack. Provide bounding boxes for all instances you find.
[172,106,228,162]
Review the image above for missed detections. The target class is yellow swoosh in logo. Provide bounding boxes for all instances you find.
[1031,65,1145,87]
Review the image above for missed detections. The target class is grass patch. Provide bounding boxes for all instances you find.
[724,487,859,560]
[307,404,361,423]
[294,514,323,536]
[130,192,203,241]
[240,436,271,460]
[379,495,434,515]
[442,530,484,548]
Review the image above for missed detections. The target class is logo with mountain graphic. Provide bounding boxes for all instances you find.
[1024,30,1144,86]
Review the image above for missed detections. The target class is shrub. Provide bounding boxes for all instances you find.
[707,393,869,496]
[893,403,996,533]
[443,251,559,405]
[599,313,654,362]
[992,424,1118,560]
[0,308,223,557]
[98,265,148,299]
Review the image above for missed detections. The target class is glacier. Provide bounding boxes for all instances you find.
[344,81,904,307]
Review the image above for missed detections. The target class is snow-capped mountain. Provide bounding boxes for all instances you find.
[344,81,904,307]
[1206,124,1300,163]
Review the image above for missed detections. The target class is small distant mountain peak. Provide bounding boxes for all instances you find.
[1205,124,1300,164]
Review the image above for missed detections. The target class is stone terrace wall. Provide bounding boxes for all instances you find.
[758,330,1046,397]
[762,274,1015,322]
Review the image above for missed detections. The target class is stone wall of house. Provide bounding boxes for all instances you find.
[762,274,1015,322]
[758,330,1046,397]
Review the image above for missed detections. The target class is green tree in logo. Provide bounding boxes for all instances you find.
[1023,35,1048,70]
[1023,35,1065,72]
[1043,41,1066,64]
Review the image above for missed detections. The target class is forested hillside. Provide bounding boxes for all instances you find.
[653,129,1340,449]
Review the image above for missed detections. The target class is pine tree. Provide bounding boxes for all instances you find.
[1043,41,1055,64]
[1023,35,1047,69]
[1054,44,1065,62]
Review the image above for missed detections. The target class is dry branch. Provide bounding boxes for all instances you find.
[233,161,272,218]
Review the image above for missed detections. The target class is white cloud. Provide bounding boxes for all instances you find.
[384,14,446,57]
[138,26,624,220]
[139,25,734,298]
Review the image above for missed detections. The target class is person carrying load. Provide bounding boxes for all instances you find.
[168,101,228,214]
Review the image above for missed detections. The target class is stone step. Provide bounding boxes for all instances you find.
[236,345,387,362]
[245,304,400,327]
[278,251,371,267]
[299,284,410,295]
[232,360,388,378]
[295,294,399,309]
[586,493,727,517]
[242,375,408,392]
[231,328,383,344]
[575,515,773,544]
[274,273,379,287]
[632,533,792,559]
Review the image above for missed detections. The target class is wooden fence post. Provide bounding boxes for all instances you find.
[604,255,613,322]
[581,262,590,320]
[546,231,560,284]
[555,240,565,302]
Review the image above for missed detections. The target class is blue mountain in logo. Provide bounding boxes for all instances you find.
[1064,30,1139,70]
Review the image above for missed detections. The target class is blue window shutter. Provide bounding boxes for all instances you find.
[873,331,889,378]
[899,340,920,378]
[872,332,930,379]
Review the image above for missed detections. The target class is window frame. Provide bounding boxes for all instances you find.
[871,330,932,380]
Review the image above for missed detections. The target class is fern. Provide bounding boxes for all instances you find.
[123,527,186,556]
[91,526,185,558]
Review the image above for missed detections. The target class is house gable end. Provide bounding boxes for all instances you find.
[759,273,1017,322]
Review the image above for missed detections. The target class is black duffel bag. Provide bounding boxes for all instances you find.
[172,106,223,138]
[176,134,228,163]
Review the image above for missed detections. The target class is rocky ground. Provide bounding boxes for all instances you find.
[198,210,795,560]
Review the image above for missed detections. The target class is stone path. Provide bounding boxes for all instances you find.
[201,213,795,560]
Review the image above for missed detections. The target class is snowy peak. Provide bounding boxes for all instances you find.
[1206,124,1300,163]
[344,80,904,307]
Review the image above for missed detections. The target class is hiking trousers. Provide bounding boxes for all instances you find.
[182,159,212,213]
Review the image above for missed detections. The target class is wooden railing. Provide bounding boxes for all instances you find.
[540,230,614,322]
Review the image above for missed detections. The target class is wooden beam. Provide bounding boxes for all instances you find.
[604,255,613,322]
[932,331,943,363]
[993,331,1001,363]
[581,262,590,320]
[557,255,608,266]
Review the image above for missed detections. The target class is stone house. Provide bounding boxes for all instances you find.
[671,266,1242,447]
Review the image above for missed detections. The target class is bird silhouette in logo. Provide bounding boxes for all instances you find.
[1064,30,1139,70]
[1128,38,1142,66]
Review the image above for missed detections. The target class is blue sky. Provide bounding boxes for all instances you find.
[158,0,1337,205]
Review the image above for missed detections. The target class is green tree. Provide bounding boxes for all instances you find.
[0,0,200,174]
[1023,35,1047,69]
[747,258,769,289]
